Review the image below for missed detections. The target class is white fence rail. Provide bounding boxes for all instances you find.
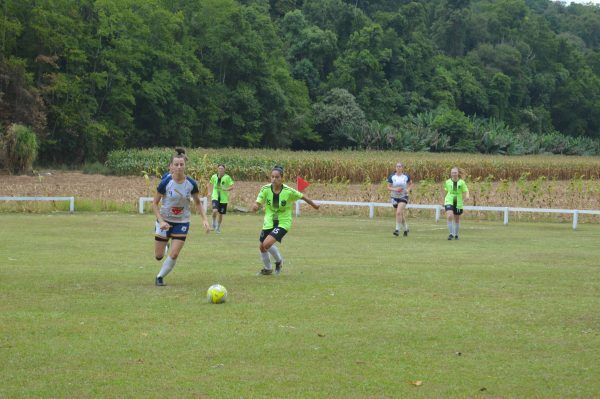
[295,200,600,230]
[138,196,208,214]
[2,195,598,230]
[0,196,75,212]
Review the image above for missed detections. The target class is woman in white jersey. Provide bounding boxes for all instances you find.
[152,148,210,286]
[387,162,413,236]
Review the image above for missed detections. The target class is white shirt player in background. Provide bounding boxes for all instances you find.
[152,148,210,286]
[387,162,413,237]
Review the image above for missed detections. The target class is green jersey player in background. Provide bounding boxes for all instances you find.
[208,164,234,233]
[251,166,320,275]
[444,167,470,240]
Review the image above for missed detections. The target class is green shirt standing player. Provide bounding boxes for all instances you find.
[443,167,470,240]
[251,166,320,275]
[208,164,234,233]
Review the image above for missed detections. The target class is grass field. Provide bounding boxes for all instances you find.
[1,213,598,398]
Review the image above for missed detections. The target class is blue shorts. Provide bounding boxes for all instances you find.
[155,220,190,240]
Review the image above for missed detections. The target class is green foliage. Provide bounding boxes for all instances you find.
[1,0,600,160]
[2,124,38,173]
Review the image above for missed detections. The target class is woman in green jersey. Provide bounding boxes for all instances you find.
[208,164,234,233]
[444,167,470,240]
[251,166,320,275]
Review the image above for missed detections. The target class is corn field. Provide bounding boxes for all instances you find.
[106,148,600,182]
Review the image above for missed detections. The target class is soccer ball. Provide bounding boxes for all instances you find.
[207,284,228,304]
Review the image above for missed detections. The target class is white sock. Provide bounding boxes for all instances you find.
[215,222,220,230]
[261,252,272,270]
[157,256,176,278]
[268,245,283,263]
[454,223,460,237]
[396,223,401,231]
[448,221,454,235]
[403,222,409,232]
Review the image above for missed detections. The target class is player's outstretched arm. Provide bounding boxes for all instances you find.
[302,196,320,210]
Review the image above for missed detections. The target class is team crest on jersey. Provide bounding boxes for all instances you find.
[266,199,271,205]
[281,200,287,206]
[171,207,184,215]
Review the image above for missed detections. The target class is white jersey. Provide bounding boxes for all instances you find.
[157,175,199,223]
[387,173,411,199]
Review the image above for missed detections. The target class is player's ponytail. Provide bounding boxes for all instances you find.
[171,147,188,163]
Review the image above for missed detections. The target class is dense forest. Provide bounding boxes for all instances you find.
[1,0,599,164]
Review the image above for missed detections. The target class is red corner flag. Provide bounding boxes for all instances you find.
[297,176,310,192]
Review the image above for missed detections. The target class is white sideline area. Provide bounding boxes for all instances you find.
[295,200,600,230]
[0,196,75,212]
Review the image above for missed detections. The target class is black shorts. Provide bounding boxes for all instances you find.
[392,197,408,208]
[259,226,288,243]
[445,204,464,215]
[212,200,228,215]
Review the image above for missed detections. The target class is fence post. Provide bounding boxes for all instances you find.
[369,203,374,219]
[572,210,578,230]
[69,197,75,213]
[504,207,509,225]
[435,205,440,223]
[139,198,145,214]
[296,201,301,217]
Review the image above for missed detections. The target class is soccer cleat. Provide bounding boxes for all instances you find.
[403,230,409,237]
[393,230,400,236]
[257,268,273,275]
[454,235,459,240]
[448,234,454,240]
[275,260,283,275]
[155,276,166,286]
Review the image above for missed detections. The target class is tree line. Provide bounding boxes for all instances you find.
[1,0,599,165]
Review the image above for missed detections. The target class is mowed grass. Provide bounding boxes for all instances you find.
[0,213,598,399]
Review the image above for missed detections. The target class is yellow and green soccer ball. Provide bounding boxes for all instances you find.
[207,284,228,304]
